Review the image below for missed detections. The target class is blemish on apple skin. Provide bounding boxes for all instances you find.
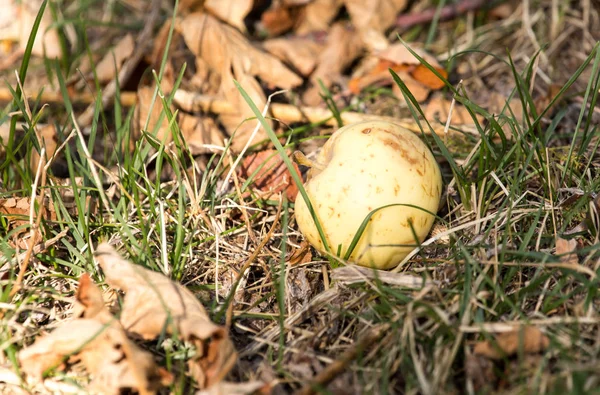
[362,128,372,134]
[394,184,400,196]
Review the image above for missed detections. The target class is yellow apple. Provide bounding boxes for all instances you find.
[295,120,442,269]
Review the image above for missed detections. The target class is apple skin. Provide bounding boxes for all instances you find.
[295,120,442,269]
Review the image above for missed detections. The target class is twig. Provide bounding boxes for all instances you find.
[225,198,283,328]
[76,0,161,126]
[295,324,389,395]
[173,90,477,137]
[395,0,491,30]
[0,88,138,107]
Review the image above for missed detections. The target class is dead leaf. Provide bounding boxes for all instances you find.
[556,237,579,265]
[239,149,301,201]
[180,12,302,91]
[344,0,407,49]
[0,0,64,58]
[0,0,65,58]
[349,44,447,101]
[0,196,58,229]
[263,36,324,77]
[94,243,237,388]
[19,274,173,395]
[204,0,253,32]
[178,113,225,155]
[294,0,343,34]
[424,96,484,125]
[93,34,135,84]
[134,85,175,149]
[179,11,302,151]
[302,22,364,105]
[473,326,549,360]
[288,239,313,266]
[220,66,271,152]
[30,123,58,175]
[19,274,172,395]
[260,3,297,36]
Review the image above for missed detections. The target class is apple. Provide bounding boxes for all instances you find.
[295,120,442,269]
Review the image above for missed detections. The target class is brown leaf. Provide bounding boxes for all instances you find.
[5,0,64,58]
[219,66,270,152]
[288,239,313,266]
[0,196,58,229]
[179,12,302,151]
[556,237,579,265]
[263,37,324,77]
[424,96,484,125]
[93,34,135,84]
[94,243,237,388]
[30,124,58,174]
[260,4,297,36]
[178,113,225,155]
[19,275,173,395]
[344,0,407,33]
[473,326,549,360]
[204,0,253,32]
[180,12,302,90]
[19,318,171,395]
[294,0,343,34]
[134,86,175,148]
[349,45,447,100]
[302,22,365,105]
[239,149,301,201]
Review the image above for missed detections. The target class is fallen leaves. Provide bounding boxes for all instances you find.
[555,236,579,265]
[19,274,172,395]
[178,11,302,151]
[0,0,65,58]
[474,326,550,360]
[468,326,550,391]
[350,44,448,102]
[17,244,239,393]
[95,243,237,388]
[239,149,301,201]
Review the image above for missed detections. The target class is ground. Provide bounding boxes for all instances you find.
[0,0,600,394]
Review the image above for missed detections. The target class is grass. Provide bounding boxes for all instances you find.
[1,0,600,393]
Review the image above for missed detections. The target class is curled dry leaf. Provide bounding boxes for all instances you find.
[94,243,237,388]
[178,113,225,155]
[204,0,253,32]
[238,149,301,201]
[179,11,302,152]
[0,0,63,58]
[294,0,343,34]
[302,22,365,106]
[424,96,485,125]
[260,3,297,36]
[555,237,579,265]
[344,0,407,49]
[473,326,549,360]
[263,37,324,77]
[350,44,447,101]
[134,85,175,149]
[92,34,135,84]
[19,274,171,395]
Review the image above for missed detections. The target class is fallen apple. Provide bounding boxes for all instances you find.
[294,120,442,269]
